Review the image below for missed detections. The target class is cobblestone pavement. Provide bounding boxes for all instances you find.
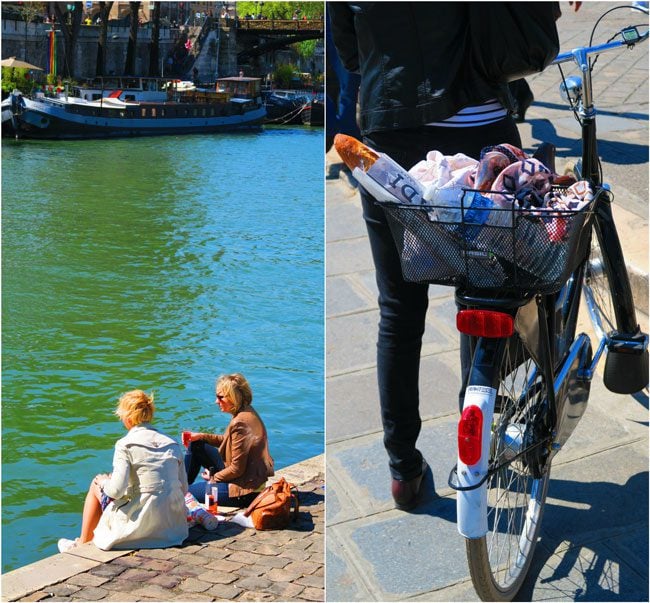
[9,478,324,603]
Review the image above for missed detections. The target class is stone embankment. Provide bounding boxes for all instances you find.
[2,455,324,602]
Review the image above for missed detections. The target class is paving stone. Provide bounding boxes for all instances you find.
[22,591,50,601]
[234,565,266,578]
[111,555,143,568]
[203,558,245,573]
[44,597,72,602]
[177,577,212,593]
[189,546,230,560]
[265,567,304,583]
[117,568,159,583]
[283,560,322,576]
[169,564,206,578]
[196,569,238,585]
[236,591,277,602]
[88,564,127,579]
[225,551,267,566]
[296,574,325,589]
[130,583,184,600]
[134,548,181,560]
[234,576,273,591]
[298,586,325,601]
[137,558,177,572]
[206,583,243,600]
[65,573,109,588]
[147,573,182,589]
[102,594,138,602]
[100,578,141,593]
[70,586,109,601]
[173,594,213,602]
[266,581,306,600]
[279,548,312,562]
[46,584,82,597]
[171,552,212,567]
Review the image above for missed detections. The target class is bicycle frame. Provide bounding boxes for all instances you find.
[454,30,648,539]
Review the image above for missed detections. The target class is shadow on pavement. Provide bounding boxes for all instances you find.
[529,118,649,165]
[517,471,649,601]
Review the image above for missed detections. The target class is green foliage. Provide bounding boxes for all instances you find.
[16,2,46,23]
[235,1,323,20]
[293,39,317,58]
[273,63,298,88]
[1,67,36,95]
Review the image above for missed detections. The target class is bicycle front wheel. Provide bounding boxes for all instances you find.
[466,340,551,601]
[583,229,617,342]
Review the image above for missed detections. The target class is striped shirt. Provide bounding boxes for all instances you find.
[426,99,507,128]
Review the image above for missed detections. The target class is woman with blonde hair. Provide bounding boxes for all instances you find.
[184,373,275,507]
[58,390,188,552]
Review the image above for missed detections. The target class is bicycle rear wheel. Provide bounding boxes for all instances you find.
[466,339,551,601]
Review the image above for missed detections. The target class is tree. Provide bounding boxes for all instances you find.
[235,2,323,20]
[53,2,83,79]
[95,1,114,76]
[124,1,140,75]
[148,1,161,76]
[16,2,45,62]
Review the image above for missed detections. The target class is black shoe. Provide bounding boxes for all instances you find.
[391,458,429,511]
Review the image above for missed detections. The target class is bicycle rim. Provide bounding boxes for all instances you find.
[583,230,616,342]
[466,341,550,601]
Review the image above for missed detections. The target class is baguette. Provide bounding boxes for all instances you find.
[334,134,380,172]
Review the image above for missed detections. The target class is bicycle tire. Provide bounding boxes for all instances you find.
[465,340,551,601]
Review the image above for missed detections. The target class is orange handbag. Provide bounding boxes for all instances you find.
[242,477,299,530]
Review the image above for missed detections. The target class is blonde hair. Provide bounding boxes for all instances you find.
[216,373,252,415]
[115,390,155,426]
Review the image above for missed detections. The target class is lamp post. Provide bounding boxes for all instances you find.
[66,3,75,25]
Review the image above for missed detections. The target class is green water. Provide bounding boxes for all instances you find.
[1,128,324,572]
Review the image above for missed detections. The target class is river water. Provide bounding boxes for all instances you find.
[1,127,324,573]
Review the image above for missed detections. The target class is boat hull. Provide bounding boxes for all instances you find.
[10,96,266,140]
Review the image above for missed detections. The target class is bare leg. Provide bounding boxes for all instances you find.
[79,476,106,543]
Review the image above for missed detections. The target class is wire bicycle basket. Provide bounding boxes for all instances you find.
[377,187,603,294]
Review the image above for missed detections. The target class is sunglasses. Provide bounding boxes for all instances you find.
[216,394,227,401]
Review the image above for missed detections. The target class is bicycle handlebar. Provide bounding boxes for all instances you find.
[551,26,647,111]
[552,27,648,67]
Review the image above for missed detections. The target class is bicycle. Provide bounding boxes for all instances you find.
[371,9,648,602]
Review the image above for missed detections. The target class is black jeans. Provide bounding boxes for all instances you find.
[361,118,522,481]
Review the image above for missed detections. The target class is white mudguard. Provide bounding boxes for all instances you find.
[456,385,496,538]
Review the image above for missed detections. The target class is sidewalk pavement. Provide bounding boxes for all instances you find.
[326,3,648,601]
[2,455,323,602]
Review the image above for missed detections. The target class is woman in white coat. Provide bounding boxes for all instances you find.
[58,390,188,552]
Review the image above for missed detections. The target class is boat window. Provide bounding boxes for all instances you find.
[193,108,198,116]
[141,108,147,117]
[201,108,206,116]
[152,107,157,117]
[161,108,166,117]
[120,110,126,118]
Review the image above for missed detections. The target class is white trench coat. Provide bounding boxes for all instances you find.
[93,423,189,550]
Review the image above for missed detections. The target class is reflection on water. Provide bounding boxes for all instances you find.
[1,128,324,572]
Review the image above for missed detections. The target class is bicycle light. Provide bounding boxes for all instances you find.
[458,405,483,465]
[560,75,583,103]
[456,310,514,338]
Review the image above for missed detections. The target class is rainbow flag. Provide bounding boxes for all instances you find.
[47,29,56,75]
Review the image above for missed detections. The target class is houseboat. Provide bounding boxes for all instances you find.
[8,76,266,139]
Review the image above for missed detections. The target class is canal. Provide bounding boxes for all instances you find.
[1,127,324,572]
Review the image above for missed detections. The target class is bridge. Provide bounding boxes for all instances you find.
[220,18,324,61]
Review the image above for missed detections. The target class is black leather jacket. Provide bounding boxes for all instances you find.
[329,2,512,135]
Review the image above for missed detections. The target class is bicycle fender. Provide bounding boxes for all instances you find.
[456,384,496,539]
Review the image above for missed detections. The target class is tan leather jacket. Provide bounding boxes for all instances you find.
[203,405,274,497]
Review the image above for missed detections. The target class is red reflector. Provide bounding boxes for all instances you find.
[458,405,483,466]
[456,310,514,338]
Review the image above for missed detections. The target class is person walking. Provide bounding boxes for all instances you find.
[329,1,559,511]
